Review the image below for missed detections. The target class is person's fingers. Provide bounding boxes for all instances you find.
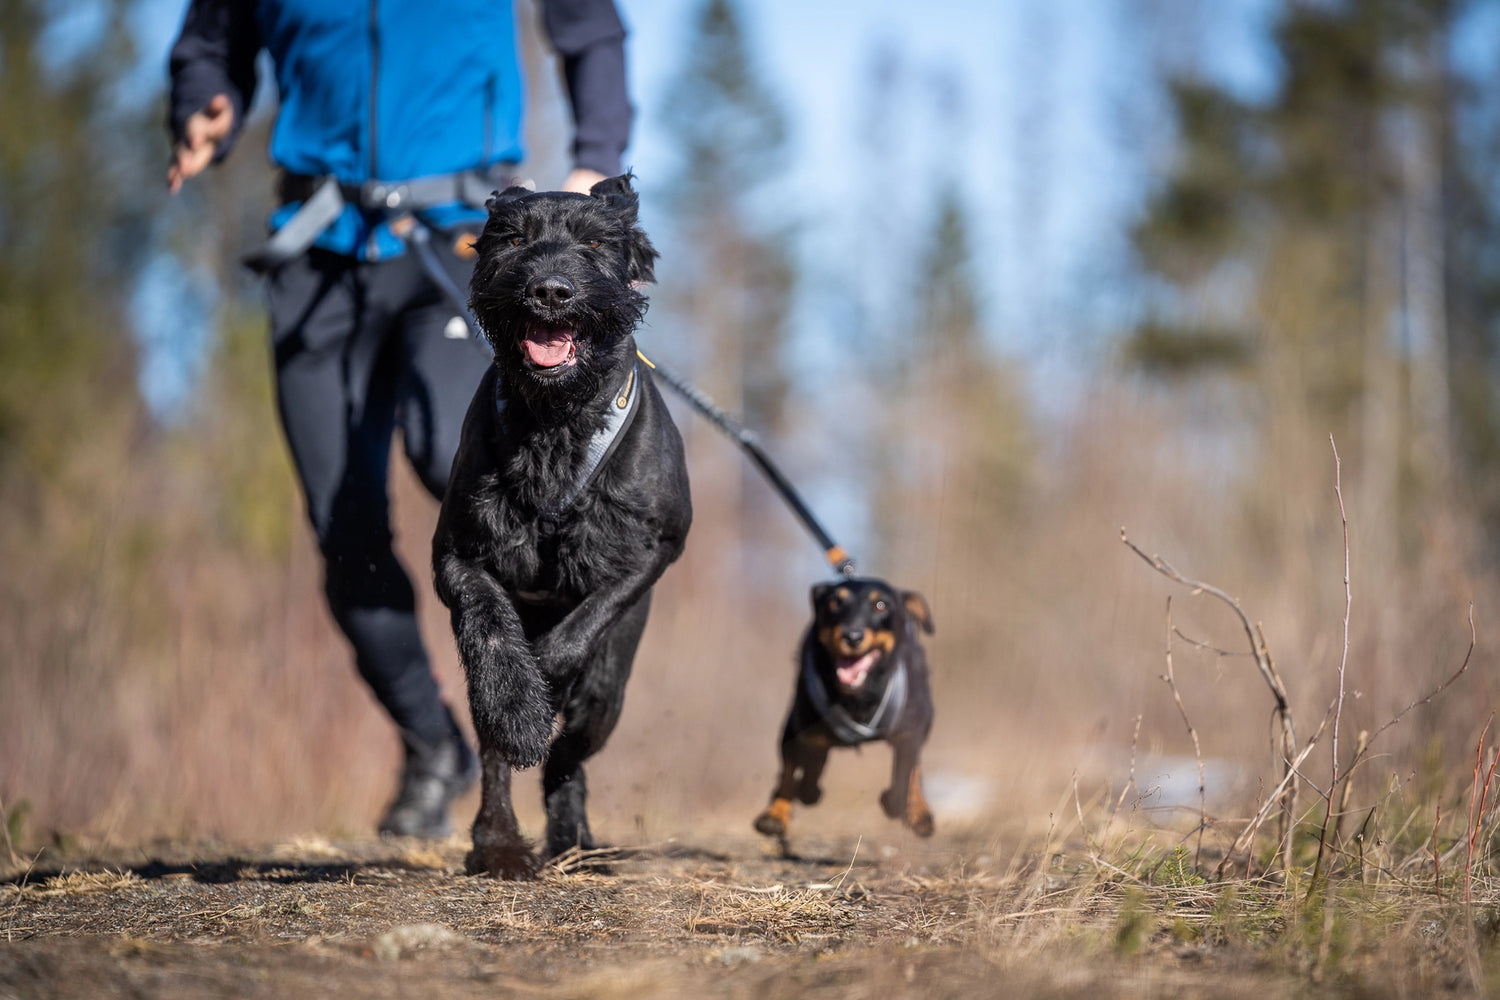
[167,94,234,192]
[167,137,215,192]
[201,93,234,141]
[561,167,607,194]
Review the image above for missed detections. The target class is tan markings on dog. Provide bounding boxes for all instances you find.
[903,591,935,634]
[767,798,792,825]
[907,765,935,837]
[835,587,850,603]
[453,233,478,260]
[822,626,895,658]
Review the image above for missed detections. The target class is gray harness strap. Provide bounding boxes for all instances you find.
[799,642,908,745]
[494,363,642,522]
[242,165,525,273]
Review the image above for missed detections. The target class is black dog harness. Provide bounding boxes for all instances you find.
[799,642,908,745]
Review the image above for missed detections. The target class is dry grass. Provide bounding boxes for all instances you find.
[3,325,1499,993]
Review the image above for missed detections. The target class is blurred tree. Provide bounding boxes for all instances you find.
[655,0,796,584]
[1130,0,1500,554]
[0,0,154,484]
[657,0,794,435]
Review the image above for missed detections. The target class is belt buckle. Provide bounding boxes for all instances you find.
[361,179,409,210]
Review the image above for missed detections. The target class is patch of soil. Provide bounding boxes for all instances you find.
[0,833,1451,998]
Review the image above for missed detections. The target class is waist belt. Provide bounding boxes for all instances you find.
[243,164,523,273]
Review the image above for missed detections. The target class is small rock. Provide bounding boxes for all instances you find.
[715,946,762,967]
[371,923,466,961]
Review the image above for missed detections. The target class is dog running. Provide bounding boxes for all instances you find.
[433,174,691,879]
[754,577,936,842]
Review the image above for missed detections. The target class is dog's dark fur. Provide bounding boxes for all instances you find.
[433,175,691,878]
[754,578,936,840]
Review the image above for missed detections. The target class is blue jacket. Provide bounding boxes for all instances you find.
[169,0,631,259]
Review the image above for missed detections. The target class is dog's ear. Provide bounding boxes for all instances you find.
[810,582,835,611]
[588,172,638,213]
[485,185,532,212]
[901,591,934,635]
[590,172,658,284]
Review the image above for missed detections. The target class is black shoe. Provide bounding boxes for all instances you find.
[378,718,478,840]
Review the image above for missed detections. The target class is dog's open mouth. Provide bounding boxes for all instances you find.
[520,326,578,372]
[834,650,880,691]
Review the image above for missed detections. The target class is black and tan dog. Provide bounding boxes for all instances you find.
[434,175,691,879]
[755,577,936,841]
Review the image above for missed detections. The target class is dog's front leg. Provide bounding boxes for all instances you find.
[880,738,935,837]
[467,737,540,878]
[530,545,679,679]
[437,553,554,770]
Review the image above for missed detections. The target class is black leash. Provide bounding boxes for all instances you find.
[638,356,856,577]
[398,216,857,579]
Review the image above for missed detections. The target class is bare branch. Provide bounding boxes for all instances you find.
[1122,526,1299,873]
[1344,604,1477,783]
[1311,435,1352,890]
[1162,597,1207,868]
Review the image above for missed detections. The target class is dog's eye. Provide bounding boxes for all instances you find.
[874,600,889,614]
[587,240,601,249]
[509,236,525,247]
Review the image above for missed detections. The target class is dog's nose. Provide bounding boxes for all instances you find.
[842,628,865,647]
[527,275,575,307]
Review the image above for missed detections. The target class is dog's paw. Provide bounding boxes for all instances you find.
[909,811,935,838]
[496,725,552,770]
[879,788,902,819]
[753,811,786,837]
[754,798,793,837]
[794,784,822,806]
[466,842,540,880]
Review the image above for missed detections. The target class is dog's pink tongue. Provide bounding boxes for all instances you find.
[522,328,574,367]
[836,652,876,688]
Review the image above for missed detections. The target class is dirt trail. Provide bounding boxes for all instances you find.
[0,831,1462,999]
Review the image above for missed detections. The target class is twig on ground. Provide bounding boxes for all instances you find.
[1334,731,1369,854]
[1110,714,1144,826]
[1121,528,1299,873]
[1344,606,1476,785]
[1161,597,1207,868]
[1466,718,1497,907]
[1311,436,1353,892]
[1214,701,1336,881]
[0,792,17,868]
[831,836,862,890]
[1435,803,1444,903]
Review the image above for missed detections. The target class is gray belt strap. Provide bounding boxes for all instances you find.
[242,176,345,273]
[242,165,524,273]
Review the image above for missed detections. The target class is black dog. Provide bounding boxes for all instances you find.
[754,578,936,840]
[433,175,691,878]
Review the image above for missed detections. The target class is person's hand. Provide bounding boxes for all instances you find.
[561,168,607,194]
[168,94,235,193]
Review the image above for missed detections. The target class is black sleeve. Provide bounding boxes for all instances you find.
[540,0,633,177]
[167,0,261,163]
